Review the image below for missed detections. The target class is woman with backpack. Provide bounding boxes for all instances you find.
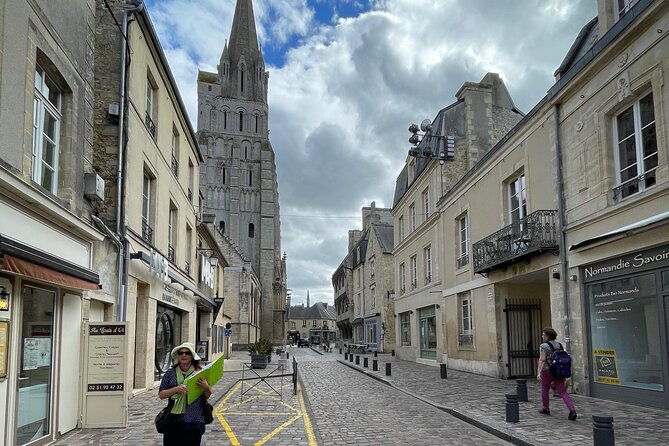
[537,327,577,421]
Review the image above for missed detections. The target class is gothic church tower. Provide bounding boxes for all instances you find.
[197,0,286,344]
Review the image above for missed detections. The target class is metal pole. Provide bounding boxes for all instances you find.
[505,393,519,423]
[593,415,615,446]
[440,363,447,379]
[516,379,528,402]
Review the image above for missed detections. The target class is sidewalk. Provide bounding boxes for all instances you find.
[336,351,669,446]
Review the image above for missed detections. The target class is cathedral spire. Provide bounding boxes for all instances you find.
[228,0,262,65]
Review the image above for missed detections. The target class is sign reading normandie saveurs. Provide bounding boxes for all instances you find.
[583,245,669,283]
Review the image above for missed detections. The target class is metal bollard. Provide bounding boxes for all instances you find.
[391,349,395,357]
[516,379,527,402]
[339,348,342,355]
[593,415,615,446]
[349,353,353,362]
[374,351,378,358]
[385,363,391,376]
[373,359,378,371]
[505,393,519,423]
[286,352,290,360]
[363,357,368,368]
[344,352,348,360]
[440,363,447,379]
[355,355,360,365]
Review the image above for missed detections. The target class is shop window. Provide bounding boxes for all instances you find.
[400,312,411,346]
[612,92,657,201]
[419,306,437,359]
[155,306,182,379]
[32,64,62,194]
[588,274,662,391]
[458,292,474,346]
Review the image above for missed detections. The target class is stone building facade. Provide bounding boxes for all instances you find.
[196,0,287,345]
[0,1,104,444]
[392,73,523,364]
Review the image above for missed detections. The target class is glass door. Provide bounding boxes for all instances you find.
[419,306,437,360]
[16,286,55,445]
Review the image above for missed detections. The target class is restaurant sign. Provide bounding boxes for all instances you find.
[583,245,669,283]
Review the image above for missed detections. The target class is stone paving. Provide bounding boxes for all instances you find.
[335,350,669,446]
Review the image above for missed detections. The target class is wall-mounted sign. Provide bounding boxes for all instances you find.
[593,348,620,385]
[583,245,669,282]
[150,249,170,283]
[196,340,208,361]
[0,320,8,378]
[200,255,214,289]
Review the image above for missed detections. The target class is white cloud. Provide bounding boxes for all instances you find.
[144,0,597,306]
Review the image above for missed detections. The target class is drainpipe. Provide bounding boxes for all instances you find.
[115,0,144,321]
[553,104,571,352]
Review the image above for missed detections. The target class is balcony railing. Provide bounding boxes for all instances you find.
[168,244,175,262]
[171,155,179,177]
[473,210,559,275]
[142,220,153,244]
[459,333,474,346]
[145,111,156,139]
[456,253,469,269]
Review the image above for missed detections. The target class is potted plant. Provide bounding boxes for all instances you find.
[248,338,273,369]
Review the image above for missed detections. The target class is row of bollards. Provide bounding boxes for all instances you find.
[340,349,390,375]
[504,379,615,446]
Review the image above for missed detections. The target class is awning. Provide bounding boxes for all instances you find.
[1,255,100,290]
[569,211,669,251]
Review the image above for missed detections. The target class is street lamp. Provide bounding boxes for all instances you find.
[407,118,455,166]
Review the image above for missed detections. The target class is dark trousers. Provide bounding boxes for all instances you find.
[163,422,205,446]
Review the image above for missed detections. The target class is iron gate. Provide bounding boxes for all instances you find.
[504,299,542,378]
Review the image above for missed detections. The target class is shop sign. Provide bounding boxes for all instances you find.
[593,348,620,385]
[583,245,669,283]
[162,283,187,306]
[150,249,170,283]
[200,255,214,289]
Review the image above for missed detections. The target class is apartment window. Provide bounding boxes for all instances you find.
[509,174,526,230]
[457,213,469,268]
[615,0,632,20]
[185,224,192,275]
[422,188,430,220]
[423,246,432,284]
[303,319,307,327]
[32,65,61,194]
[410,255,417,290]
[400,312,411,346]
[399,263,406,294]
[172,128,180,170]
[291,322,296,329]
[398,216,405,241]
[219,220,225,234]
[409,203,416,231]
[188,160,194,202]
[248,223,255,238]
[145,75,157,137]
[370,258,375,278]
[168,203,177,262]
[312,320,317,328]
[142,171,153,244]
[613,92,657,201]
[458,292,474,346]
[370,287,376,309]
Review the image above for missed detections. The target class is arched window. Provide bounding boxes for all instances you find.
[248,223,255,238]
[219,220,225,234]
[223,110,227,130]
[222,167,226,185]
[248,169,253,187]
[244,146,248,160]
[239,111,243,131]
[255,115,259,133]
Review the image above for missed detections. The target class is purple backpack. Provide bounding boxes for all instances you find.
[547,342,572,379]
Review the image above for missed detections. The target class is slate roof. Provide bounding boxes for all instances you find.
[554,17,599,78]
[373,224,394,254]
[288,302,336,320]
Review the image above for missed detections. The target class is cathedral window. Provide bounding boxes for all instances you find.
[223,111,227,129]
[219,221,225,234]
[239,111,244,131]
[240,65,245,93]
[248,169,253,187]
[248,223,255,238]
[255,115,259,133]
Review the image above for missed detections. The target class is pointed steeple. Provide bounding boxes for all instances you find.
[228,0,262,64]
[307,290,310,308]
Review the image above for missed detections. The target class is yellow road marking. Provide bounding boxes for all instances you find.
[254,413,303,446]
[218,411,241,446]
[298,387,318,446]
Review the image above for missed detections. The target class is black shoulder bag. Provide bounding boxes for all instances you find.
[155,398,175,434]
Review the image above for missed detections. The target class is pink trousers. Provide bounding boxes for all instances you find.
[540,369,575,412]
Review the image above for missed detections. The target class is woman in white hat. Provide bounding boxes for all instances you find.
[158,342,212,445]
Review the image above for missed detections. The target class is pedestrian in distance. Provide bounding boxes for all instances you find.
[536,327,577,421]
[159,342,212,445]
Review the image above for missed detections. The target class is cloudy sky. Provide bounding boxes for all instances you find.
[144,0,597,306]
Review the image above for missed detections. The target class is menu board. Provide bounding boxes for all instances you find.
[86,324,126,392]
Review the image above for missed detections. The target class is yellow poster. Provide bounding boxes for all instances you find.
[186,355,224,404]
[593,348,620,385]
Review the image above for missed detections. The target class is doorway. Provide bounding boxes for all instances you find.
[16,285,56,446]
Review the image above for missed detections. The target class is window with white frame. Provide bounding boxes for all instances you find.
[423,245,432,284]
[168,203,177,262]
[509,174,526,232]
[185,224,192,274]
[398,216,405,241]
[400,312,411,346]
[613,92,657,201]
[32,65,61,193]
[422,188,430,220]
[409,203,416,231]
[615,0,632,20]
[399,263,406,294]
[410,255,417,289]
[142,170,153,243]
[312,320,317,328]
[458,292,474,346]
[145,74,157,137]
[457,213,469,268]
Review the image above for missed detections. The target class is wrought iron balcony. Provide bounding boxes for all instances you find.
[456,253,469,269]
[142,220,153,244]
[473,210,559,275]
[145,111,156,139]
[171,155,179,177]
[168,244,175,262]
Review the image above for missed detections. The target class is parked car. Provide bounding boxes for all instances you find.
[298,338,310,347]
[310,335,321,345]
